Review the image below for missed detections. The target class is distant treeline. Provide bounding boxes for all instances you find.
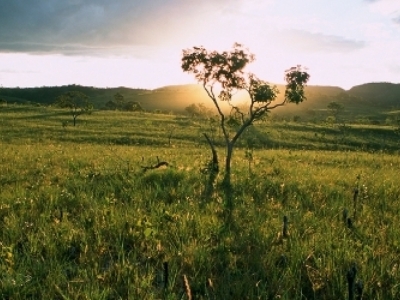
[0,84,148,108]
[1,82,400,121]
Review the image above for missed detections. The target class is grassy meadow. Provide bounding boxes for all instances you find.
[1,105,400,299]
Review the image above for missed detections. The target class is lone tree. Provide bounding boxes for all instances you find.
[182,43,310,209]
[55,91,93,126]
[327,101,344,121]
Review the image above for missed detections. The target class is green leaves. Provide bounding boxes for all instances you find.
[284,65,310,104]
[182,43,252,89]
[248,75,279,103]
[182,44,309,108]
[56,91,90,109]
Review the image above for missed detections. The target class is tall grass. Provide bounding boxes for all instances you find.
[1,105,400,299]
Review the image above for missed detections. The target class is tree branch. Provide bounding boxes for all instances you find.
[227,101,245,124]
[203,83,230,143]
[266,99,287,110]
[141,156,169,173]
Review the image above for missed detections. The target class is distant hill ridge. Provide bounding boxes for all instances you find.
[1,82,399,120]
[348,82,400,106]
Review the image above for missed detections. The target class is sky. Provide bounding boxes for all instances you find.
[0,0,399,90]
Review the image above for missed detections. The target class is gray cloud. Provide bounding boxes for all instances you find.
[0,0,368,57]
[0,0,235,55]
[0,1,141,54]
[394,16,400,24]
[277,30,366,53]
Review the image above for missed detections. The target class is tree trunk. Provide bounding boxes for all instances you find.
[73,115,77,126]
[223,142,234,211]
[222,122,252,212]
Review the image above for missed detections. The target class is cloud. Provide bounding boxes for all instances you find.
[0,0,239,56]
[275,30,366,53]
[0,1,142,54]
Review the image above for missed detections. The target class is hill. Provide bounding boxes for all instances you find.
[0,85,148,108]
[1,82,399,121]
[348,82,400,107]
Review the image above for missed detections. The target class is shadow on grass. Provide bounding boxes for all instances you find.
[247,123,400,152]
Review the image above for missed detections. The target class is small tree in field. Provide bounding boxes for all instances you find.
[182,43,310,209]
[327,101,344,122]
[55,91,93,126]
[185,103,213,118]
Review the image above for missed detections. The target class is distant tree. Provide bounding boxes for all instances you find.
[327,101,344,120]
[327,101,347,139]
[55,91,93,126]
[104,100,118,110]
[185,103,200,117]
[104,93,143,112]
[185,103,213,118]
[114,93,125,109]
[182,43,310,209]
[124,101,143,112]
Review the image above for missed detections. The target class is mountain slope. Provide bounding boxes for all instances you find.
[348,82,400,107]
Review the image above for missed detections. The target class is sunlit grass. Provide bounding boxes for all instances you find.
[1,105,400,299]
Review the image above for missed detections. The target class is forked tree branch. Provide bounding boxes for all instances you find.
[203,83,230,143]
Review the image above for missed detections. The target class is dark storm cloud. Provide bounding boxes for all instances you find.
[278,30,366,53]
[0,0,233,55]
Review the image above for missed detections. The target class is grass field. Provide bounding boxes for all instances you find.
[1,105,400,299]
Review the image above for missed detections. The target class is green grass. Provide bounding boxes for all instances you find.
[1,105,400,299]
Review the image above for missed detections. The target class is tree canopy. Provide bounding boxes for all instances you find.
[55,91,93,126]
